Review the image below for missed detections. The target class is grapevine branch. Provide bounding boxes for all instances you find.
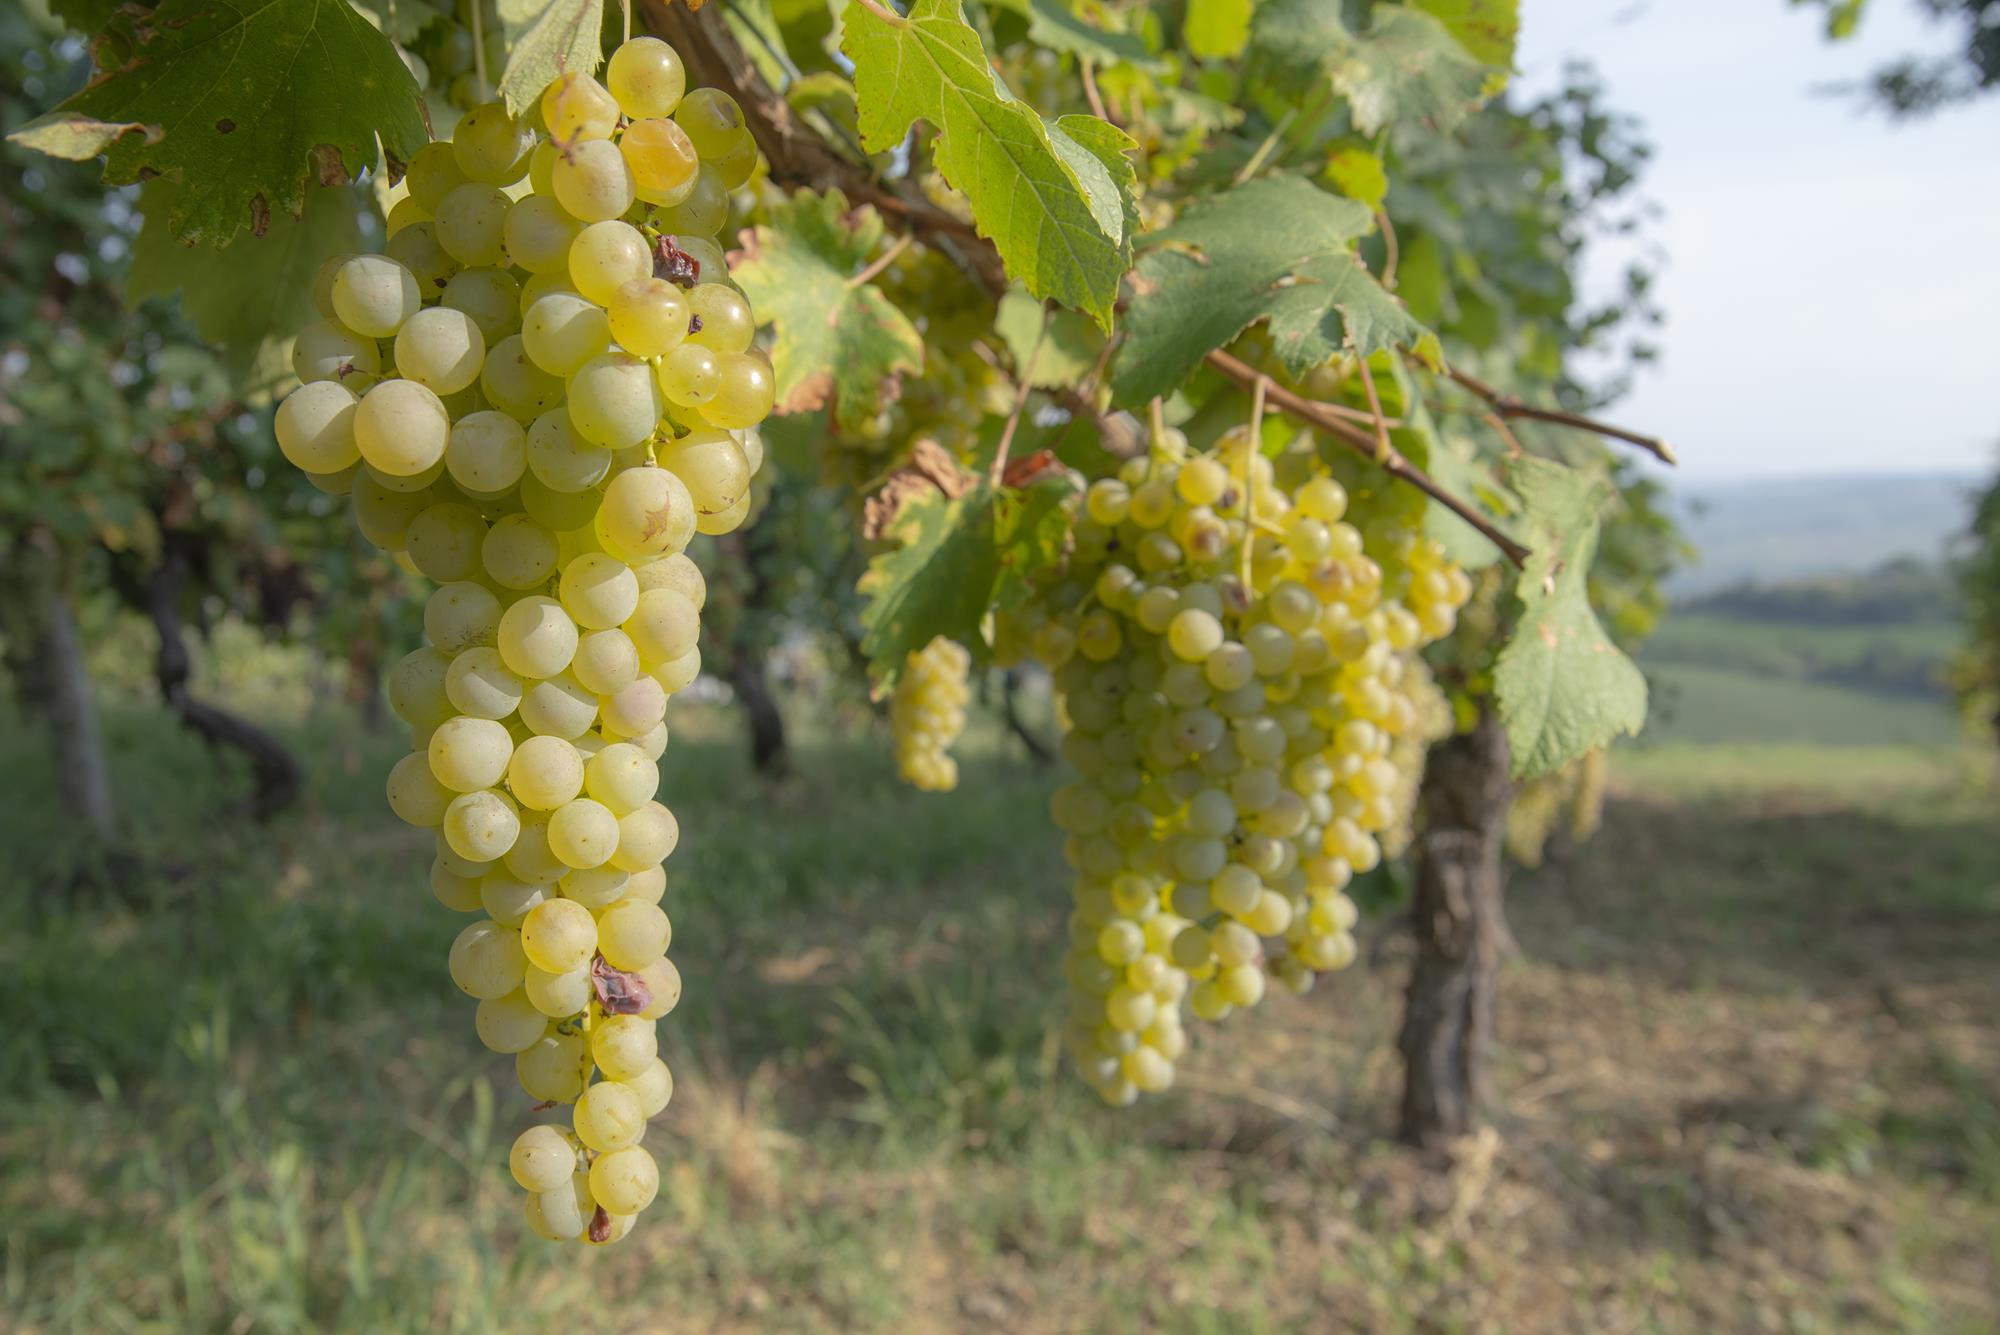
[1440,365,1678,466]
[644,0,1532,565]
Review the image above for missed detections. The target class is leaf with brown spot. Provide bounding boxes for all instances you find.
[861,438,978,541]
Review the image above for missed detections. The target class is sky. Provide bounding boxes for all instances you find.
[1513,0,2000,481]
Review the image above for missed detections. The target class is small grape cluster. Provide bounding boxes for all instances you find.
[1004,427,1470,1106]
[273,38,774,1244]
[891,636,972,791]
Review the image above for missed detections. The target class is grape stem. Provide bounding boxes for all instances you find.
[845,232,913,291]
[1438,364,1678,466]
[991,305,1051,486]
[639,0,1537,565]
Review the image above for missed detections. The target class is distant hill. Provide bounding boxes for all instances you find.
[1665,472,1980,595]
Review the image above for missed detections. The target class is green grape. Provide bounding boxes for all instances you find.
[619,117,700,206]
[510,1124,578,1194]
[571,628,640,694]
[623,1055,674,1113]
[441,267,522,344]
[588,1145,658,1216]
[559,553,641,631]
[651,649,701,696]
[658,428,747,517]
[548,797,620,869]
[561,865,631,912]
[541,72,620,143]
[519,270,580,313]
[443,788,521,863]
[508,733,585,809]
[498,595,580,678]
[527,408,613,492]
[520,472,605,530]
[352,470,434,550]
[606,36,686,119]
[332,255,421,338]
[596,895,668,971]
[407,140,470,211]
[482,513,560,590]
[452,101,536,185]
[431,857,484,912]
[433,182,511,268]
[311,251,354,319]
[394,307,486,395]
[572,1080,644,1152]
[524,959,593,1015]
[521,895,598,972]
[384,221,458,294]
[446,409,528,494]
[507,814,572,885]
[291,319,381,389]
[633,552,706,610]
[708,131,759,190]
[686,284,754,354]
[522,291,611,375]
[622,588,699,668]
[275,381,360,473]
[430,716,514,792]
[588,1016,658,1083]
[568,352,664,448]
[666,235,727,286]
[516,1030,590,1103]
[654,163,727,236]
[655,344,719,407]
[599,676,666,739]
[624,865,668,909]
[519,673,598,739]
[446,646,525,720]
[479,871,550,928]
[480,334,566,422]
[527,139,561,195]
[406,502,488,582]
[448,919,527,999]
[524,1183,586,1241]
[388,646,455,729]
[583,741,657,814]
[609,801,677,872]
[387,750,453,826]
[673,87,746,157]
[504,195,584,276]
[568,220,652,306]
[424,581,502,653]
[475,989,548,1053]
[552,139,637,223]
[355,378,450,477]
[606,278,690,359]
[703,353,775,430]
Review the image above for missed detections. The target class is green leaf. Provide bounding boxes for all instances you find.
[1111,174,1438,406]
[1494,457,1648,778]
[841,0,1136,327]
[1408,0,1520,69]
[1324,145,1387,211]
[731,189,925,428]
[1185,0,1252,60]
[995,287,1101,388]
[350,0,450,45]
[7,0,428,246]
[858,478,1075,694]
[988,0,1164,70]
[497,0,607,115]
[47,0,123,35]
[129,177,371,397]
[1248,0,1496,135]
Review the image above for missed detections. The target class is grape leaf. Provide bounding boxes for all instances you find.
[995,288,1101,388]
[858,477,1076,694]
[1248,0,1497,134]
[7,0,428,246]
[497,0,608,114]
[1409,0,1520,69]
[841,0,1136,327]
[986,0,1164,71]
[1185,0,1252,60]
[47,0,122,36]
[1494,456,1647,778]
[1324,145,1388,211]
[1111,174,1439,406]
[129,177,371,397]
[731,189,925,429]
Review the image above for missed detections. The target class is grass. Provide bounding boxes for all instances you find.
[3,693,1998,1333]
[1641,662,1964,747]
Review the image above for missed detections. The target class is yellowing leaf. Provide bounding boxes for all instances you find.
[731,190,925,428]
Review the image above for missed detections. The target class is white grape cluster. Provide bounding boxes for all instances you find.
[891,635,972,792]
[272,38,774,1245]
[1003,429,1471,1106]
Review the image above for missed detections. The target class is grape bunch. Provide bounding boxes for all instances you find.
[272,38,774,1244]
[1004,426,1470,1106]
[890,635,972,792]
